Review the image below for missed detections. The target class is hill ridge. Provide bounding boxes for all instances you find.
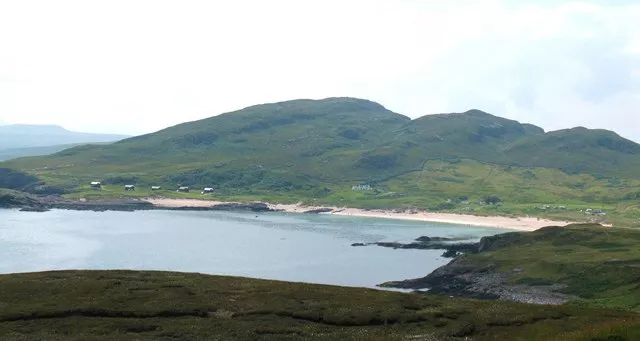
[1,97,639,222]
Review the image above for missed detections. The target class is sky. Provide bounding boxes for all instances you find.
[0,0,639,141]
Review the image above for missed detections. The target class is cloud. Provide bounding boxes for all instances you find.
[0,0,638,142]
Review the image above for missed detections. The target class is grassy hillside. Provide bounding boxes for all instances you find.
[1,270,639,340]
[386,224,640,313]
[504,127,640,178]
[2,97,640,222]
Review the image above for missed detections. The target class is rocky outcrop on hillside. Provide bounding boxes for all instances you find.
[379,229,580,305]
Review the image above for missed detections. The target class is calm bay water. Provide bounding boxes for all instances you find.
[0,209,508,288]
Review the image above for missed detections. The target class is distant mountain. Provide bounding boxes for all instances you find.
[2,98,639,209]
[0,143,117,162]
[0,124,129,150]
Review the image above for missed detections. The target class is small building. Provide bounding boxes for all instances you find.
[177,186,190,193]
[124,185,135,191]
[351,184,372,191]
[90,181,102,189]
[202,187,214,194]
[151,186,162,191]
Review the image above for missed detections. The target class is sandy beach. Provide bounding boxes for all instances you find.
[146,198,571,231]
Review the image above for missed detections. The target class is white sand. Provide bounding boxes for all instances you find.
[145,198,572,232]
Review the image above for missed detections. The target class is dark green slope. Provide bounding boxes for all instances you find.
[505,127,640,177]
[2,98,640,197]
[5,98,411,191]
[366,109,547,174]
[1,270,639,341]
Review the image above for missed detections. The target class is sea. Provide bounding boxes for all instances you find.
[0,209,509,288]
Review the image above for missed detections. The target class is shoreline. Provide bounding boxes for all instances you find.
[146,198,572,232]
[2,192,575,231]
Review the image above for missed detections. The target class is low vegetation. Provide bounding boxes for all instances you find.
[1,98,640,224]
[1,270,640,340]
[386,224,640,313]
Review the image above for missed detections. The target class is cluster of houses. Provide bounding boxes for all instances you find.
[89,182,214,195]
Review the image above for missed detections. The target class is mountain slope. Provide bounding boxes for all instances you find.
[0,124,129,149]
[365,109,547,175]
[504,127,640,177]
[4,98,411,190]
[1,97,639,216]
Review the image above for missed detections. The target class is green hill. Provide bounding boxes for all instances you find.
[2,97,640,222]
[383,224,640,312]
[504,127,640,177]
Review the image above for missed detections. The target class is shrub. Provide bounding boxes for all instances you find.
[484,195,502,205]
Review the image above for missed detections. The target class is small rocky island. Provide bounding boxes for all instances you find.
[352,236,478,258]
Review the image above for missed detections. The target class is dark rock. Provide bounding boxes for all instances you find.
[375,242,404,249]
[209,202,273,212]
[350,235,480,257]
[166,202,275,213]
[303,208,334,214]
[442,249,459,258]
[19,206,50,212]
[415,236,457,242]
[51,200,154,212]
[379,256,577,305]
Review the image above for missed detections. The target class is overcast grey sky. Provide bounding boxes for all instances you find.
[0,0,639,141]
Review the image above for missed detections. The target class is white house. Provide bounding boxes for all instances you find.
[351,184,372,191]
[177,186,190,193]
[90,181,102,189]
[151,186,161,191]
[124,185,135,191]
[202,187,214,194]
